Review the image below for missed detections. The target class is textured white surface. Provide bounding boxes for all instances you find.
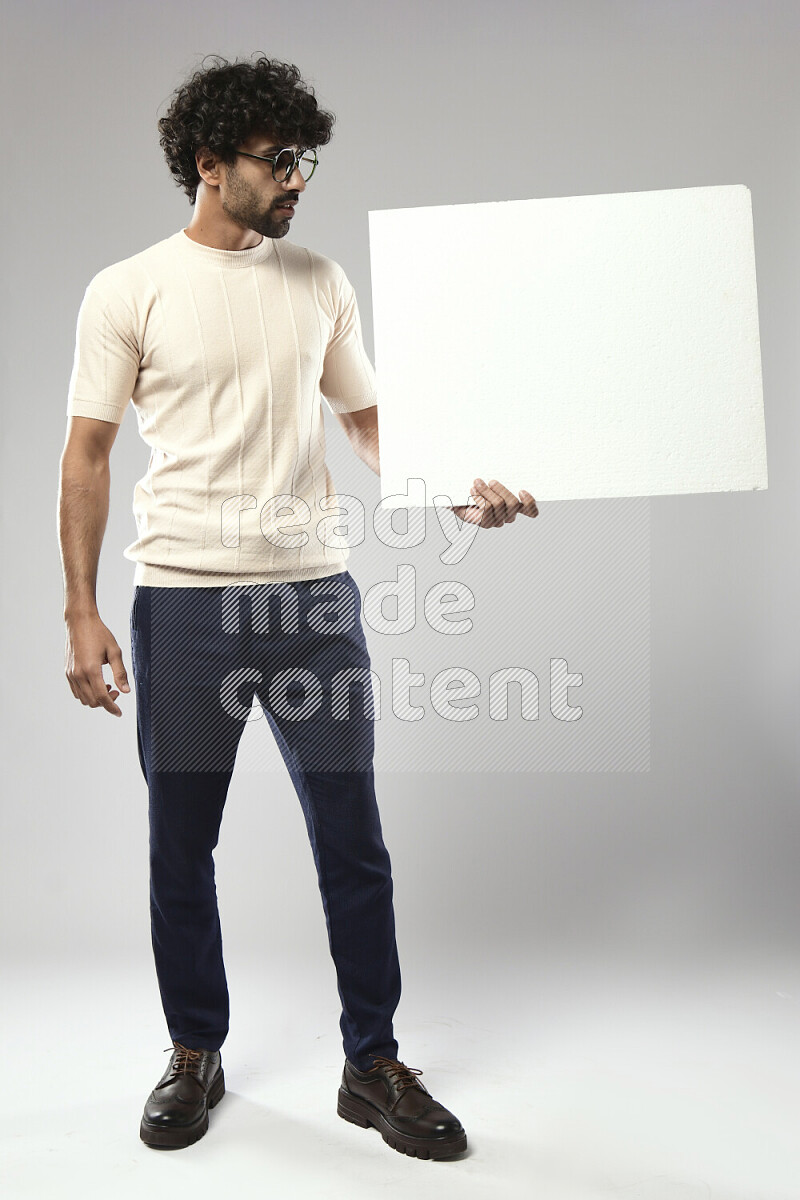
[368,184,767,506]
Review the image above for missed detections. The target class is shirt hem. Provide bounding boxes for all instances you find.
[132,557,351,587]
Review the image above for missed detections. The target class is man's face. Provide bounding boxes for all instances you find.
[218,129,308,239]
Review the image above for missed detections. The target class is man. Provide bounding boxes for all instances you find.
[58,53,538,1158]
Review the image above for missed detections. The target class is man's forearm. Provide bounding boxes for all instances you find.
[353,422,380,475]
[58,459,110,619]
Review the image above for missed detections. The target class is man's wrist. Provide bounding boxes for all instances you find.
[64,599,100,622]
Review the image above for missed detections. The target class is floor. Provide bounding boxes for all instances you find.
[4,948,799,1200]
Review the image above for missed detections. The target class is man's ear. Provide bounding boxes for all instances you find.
[195,146,221,186]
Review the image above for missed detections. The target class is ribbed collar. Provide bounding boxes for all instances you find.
[172,227,275,269]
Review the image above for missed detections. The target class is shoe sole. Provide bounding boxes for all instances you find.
[140,1067,225,1149]
[337,1086,467,1159]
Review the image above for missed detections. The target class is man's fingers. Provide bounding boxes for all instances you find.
[469,495,502,528]
[69,669,121,716]
[520,489,539,517]
[470,479,505,527]
[454,482,539,526]
[65,620,126,716]
[488,479,522,522]
[86,668,123,716]
[108,645,132,694]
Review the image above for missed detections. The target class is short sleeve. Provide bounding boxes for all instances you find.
[66,277,141,424]
[319,271,378,414]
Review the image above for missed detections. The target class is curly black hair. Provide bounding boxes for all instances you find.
[157,53,335,206]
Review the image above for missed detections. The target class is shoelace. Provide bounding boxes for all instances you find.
[163,1042,205,1076]
[368,1055,428,1093]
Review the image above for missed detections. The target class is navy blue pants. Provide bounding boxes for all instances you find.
[129,569,401,1070]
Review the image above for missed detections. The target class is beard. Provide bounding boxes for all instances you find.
[221,166,293,239]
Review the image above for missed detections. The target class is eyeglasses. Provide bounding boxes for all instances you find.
[233,146,318,182]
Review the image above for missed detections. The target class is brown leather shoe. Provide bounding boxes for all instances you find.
[140,1041,225,1149]
[337,1055,467,1159]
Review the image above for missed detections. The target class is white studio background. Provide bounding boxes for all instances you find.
[1,3,798,1199]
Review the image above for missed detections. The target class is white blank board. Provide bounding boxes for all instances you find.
[368,184,767,506]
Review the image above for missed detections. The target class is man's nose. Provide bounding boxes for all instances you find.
[284,164,307,193]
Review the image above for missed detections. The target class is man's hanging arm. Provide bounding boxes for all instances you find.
[333,403,380,475]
